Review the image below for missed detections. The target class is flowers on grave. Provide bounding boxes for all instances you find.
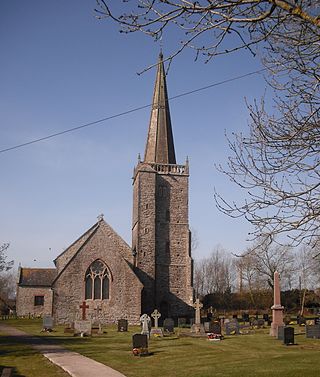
[207,333,224,341]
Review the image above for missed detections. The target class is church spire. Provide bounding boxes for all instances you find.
[144,53,176,164]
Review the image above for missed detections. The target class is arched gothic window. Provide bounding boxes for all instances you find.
[85,260,110,300]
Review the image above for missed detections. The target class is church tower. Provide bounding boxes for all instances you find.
[132,53,194,318]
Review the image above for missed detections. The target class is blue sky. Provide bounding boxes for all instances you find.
[1,1,268,268]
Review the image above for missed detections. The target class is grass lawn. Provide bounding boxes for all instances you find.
[0,330,70,377]
[2,319,320,377]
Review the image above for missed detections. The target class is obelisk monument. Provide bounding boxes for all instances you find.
[270,271,284,336]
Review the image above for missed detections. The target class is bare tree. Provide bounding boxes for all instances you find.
[96,1,320,246]
[0,243,13,272]
[194,246,235,296]
[240,238,295,289]
[95,1,319,68]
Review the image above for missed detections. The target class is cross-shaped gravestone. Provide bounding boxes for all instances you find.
[80,301,89,320]
[94,305,102,319]
[140,314,151,337]
[193,298,203,325]
[151,309,161,329]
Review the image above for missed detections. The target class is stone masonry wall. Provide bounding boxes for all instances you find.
[16,286,53,317]
[133,162,194,317]
[53,223,142,325]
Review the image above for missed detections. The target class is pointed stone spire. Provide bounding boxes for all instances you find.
[144,53,176,164]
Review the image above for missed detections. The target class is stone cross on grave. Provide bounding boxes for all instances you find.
[94,305,102,319]
[80,301,89,320]
[193,298,203,325]
[151,309,161,329]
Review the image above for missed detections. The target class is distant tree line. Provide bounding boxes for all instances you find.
[194,241,320,312]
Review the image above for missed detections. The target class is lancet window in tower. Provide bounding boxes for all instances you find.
[85,260,110,300]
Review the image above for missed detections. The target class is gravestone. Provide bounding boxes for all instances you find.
[163,318,175,334]
[178,318,187,327]
[283,327,294,345]
[242,313,249,323]
[315,318,320,325]
[118,319,128,332]
[140,314,151,337]
[132,334,148,356]
[211,320,222,335]
[42,315,54,331]
[306,324,320,339]
[79,301,89,320]
[74,320,92,336]
[297,316,306,326]
[225,319,240,335]
[151,309,163,336]
[204,322,211,333]
[263,314,269,322]
[252,319,265,328]
[192,298,203,333]
[277,325,285,340]
[151,309,161,328]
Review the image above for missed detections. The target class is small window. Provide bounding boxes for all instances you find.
[34,295,44,306]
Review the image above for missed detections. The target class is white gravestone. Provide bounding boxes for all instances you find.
[140,314,151,338]
[151,309,163,337]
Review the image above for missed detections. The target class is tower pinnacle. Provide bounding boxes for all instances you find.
[144,53,176,164]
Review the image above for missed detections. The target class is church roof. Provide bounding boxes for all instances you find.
[18,268,56,287]
[52,218,134,283]
[144,53,176,164]
[54,221,100,271]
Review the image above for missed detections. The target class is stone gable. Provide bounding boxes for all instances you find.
[53,221,142,324]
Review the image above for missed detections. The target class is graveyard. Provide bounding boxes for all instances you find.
[1,316,320,377]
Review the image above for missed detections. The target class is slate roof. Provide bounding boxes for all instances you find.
[144,52,176,164]
[18,268,56,287]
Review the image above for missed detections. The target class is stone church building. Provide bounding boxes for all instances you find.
[16,54,194,324]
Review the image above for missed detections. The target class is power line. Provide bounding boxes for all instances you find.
[0,68,266,154]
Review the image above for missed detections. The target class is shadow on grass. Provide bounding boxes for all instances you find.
[0,366,25,377]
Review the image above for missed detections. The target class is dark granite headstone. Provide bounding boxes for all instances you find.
[283,327,294,345]
[306,324,320,339]
[133,333,148,348]
[118,319,128,332]
[232,314,238,319]
[211,320,222,335]
[163,318,174,333]
[132,334,148,356]
[263,314,269,322]
[297,316,306,326]
[242,313,249,323]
